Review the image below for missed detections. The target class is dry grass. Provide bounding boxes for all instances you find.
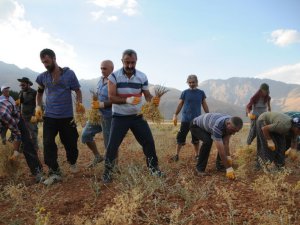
[0,123,299,225]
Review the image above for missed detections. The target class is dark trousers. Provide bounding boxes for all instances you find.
[43,117,79,172]
[18,117,42,175]
[247,119,257,145]
[190,124,213,172]
[256,120,285,167]
[176,121,199,145]
[105,115,158,171]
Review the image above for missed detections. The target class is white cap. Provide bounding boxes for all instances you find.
[1,85,10,92]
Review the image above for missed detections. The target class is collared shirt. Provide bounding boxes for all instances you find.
[97,76,112,118]
[193,113,231,142]
[36,67,80,118]
[0,99,21,141]
[108,68,148,116]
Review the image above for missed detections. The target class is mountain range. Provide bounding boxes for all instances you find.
[1,60,299,120]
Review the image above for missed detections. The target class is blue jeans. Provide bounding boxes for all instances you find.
[105,115,158,171]
[81,116,112,149]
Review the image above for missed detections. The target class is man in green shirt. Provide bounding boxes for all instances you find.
[256,112,300,169]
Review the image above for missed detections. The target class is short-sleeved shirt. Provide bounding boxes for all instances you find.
[258,112,292,135]
[193,113,231,142]
[36,67,80,118]
[0,99,21,141]
[180,88,206,122]
[97,76,112,118]
[108,68,148,116]
[19,88,37,121]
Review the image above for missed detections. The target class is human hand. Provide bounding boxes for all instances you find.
[172,114,177,126]
[285,148,298,161]
[226,167,235,180]
[126,96,141,105]
[91,100,104,109]
[152,96,160,107]
[15,99,20,106]
[30,116,37,123]
[76,103,85,113]
[248,113,256,120]
[227,156,233,166]
[35,106,43,120]
[267,140,276,151]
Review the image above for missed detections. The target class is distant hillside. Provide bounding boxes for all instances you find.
[199,77,300,112]
[1,61,299,120]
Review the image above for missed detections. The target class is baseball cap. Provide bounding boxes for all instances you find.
[1,85,10,92]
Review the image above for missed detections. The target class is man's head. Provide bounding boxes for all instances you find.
[17,77,33,91]
[187,74,198,89]
[121,49,137,75]
[100,60,114,78]
[1,86,10,97]
[226,116,243,135]
[40,48,57,73]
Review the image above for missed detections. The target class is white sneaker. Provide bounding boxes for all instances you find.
[43,174,62,186]
[70,164,79,173]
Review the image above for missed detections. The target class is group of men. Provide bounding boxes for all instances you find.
[1,48,300,185]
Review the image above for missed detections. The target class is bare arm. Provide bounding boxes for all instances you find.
[174,100,184,115]
[261,125,272,140]
[143,90,153,102]
[108,80,127,104]
[267,101,271,112]
[223,135,231,156]
[36,91,43,107]
[215,140,230,168]
[74,89,82,103]
[202,98,209,113]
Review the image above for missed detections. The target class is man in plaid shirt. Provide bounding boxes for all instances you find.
[0,99,44,183]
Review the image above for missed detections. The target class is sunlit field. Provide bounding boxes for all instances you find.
[0,122,300,225]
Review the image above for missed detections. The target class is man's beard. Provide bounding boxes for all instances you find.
[46,64,55,73]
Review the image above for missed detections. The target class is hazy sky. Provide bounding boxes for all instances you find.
[0,0,299,90]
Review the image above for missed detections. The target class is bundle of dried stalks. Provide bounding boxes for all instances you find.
[87,90,102,125]
[141,85,169,124]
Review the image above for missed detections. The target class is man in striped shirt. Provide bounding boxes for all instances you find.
[190,113,243,179]
[102,49,162,183]
[0,99,43,182]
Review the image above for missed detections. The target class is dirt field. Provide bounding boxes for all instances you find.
[0,123,299,225]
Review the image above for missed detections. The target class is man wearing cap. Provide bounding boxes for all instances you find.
[246,83,271,146]
[0,86,16,145]
[0,97,44,182]
[17,77,39,152]
[256,112,300,169]
[284,111,300,151]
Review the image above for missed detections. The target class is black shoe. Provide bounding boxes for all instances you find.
[171,155,179,162]
[149,167,165,177]
[216,165,226,172]
[102,172,112,184]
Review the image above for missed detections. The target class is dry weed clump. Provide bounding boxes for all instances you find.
[95,187,144,225]
[141,85,169,124]
[234,145,257,178]
[0,144,22,179]
[35,206,50,225]
[3,183,28,205]
[87,90,102,125]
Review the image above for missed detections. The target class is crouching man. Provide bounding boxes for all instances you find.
[190,113,243,180]
[0,99,43,183]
